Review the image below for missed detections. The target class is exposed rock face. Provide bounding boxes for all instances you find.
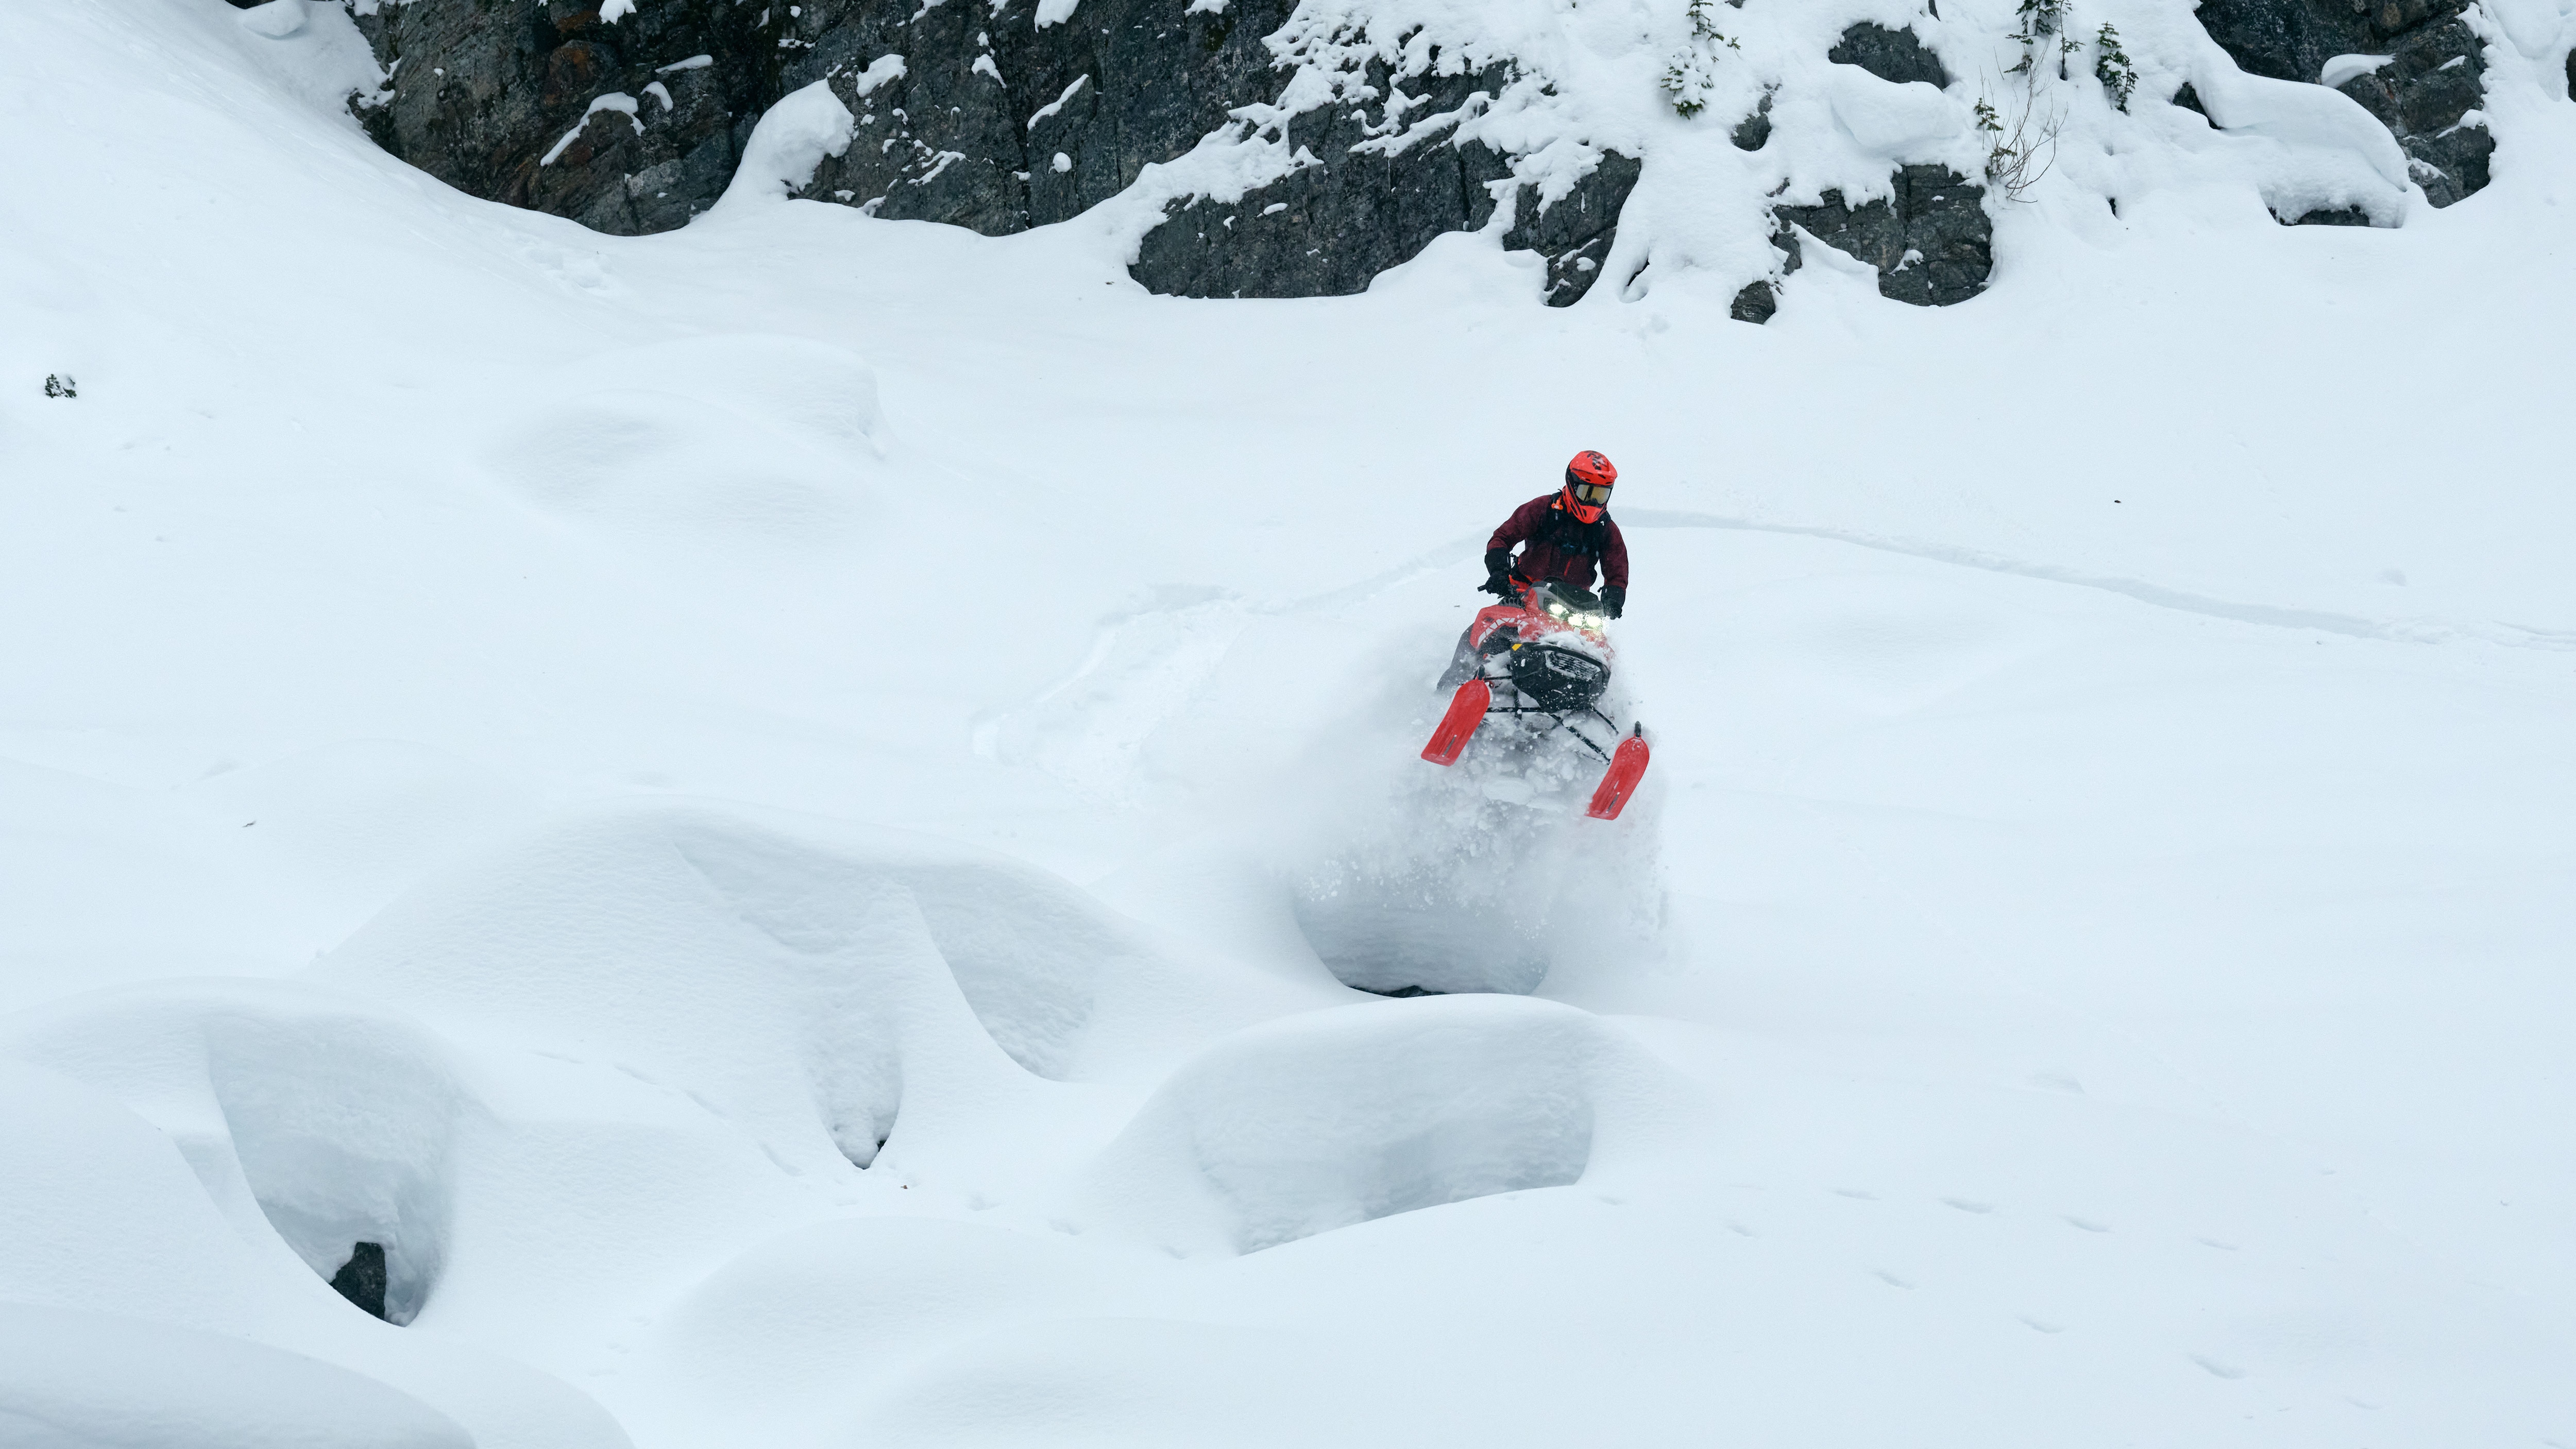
[1499,154,1643,305]
[1731,166,1991,320]
[339,1,1995,310]
[1729,89,1774,151]
[1749,165,1992,313]
[2194,0,2490,207]
[2328,18,2493,207]
[349,0,785,236]
[345,0,1639,301]
[1119,52,1511,298]
[1131,111,1640,306]
[1711,24,1985,321]
[798,0,1299,236]
[1828,23,1951,88]
[347,0,1297,238]
[329,1240,389,1320]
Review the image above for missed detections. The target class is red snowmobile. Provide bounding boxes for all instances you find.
[1419,578,1651,820]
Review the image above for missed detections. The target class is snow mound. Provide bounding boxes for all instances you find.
[716,78,855,211]
[0,1060,632,1449]
[479,333,885,549]
[310,802,1212,1118]
[0,1302,470,1449]
[1082,995,1700,1253]
[853,1317,1344,1449]
[180,740,543,945]
[5,982,470,1325]
[636,1217,1143,1444]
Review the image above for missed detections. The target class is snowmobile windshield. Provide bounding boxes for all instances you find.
[1529,582,1611,631]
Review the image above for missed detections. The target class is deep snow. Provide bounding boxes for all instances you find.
[4,0,2575,1445]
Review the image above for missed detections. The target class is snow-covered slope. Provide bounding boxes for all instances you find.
[3,1,2574,1445]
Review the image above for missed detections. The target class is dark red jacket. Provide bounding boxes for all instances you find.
[1489,493,1628,593]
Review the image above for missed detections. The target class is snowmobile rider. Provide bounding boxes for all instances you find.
[1481,450,1629,617]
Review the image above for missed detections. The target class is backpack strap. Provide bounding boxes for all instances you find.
[1537,503,1611,557]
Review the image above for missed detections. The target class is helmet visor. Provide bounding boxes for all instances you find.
[1570,481,1614,506]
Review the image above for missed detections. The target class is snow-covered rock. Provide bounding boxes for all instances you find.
[337,0,2523,310]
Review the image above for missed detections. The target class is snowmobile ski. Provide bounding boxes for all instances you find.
[1585,727,1651,821]
[1421,678,1493,765]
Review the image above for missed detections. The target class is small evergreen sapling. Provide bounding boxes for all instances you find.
[2010,0,2072,75]
[2094,23,2137,111]
[1662,0,1739,117]
[43,373,76,399]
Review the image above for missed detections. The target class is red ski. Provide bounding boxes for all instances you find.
[1585,729,1651,820]
[1420,678,1493,766]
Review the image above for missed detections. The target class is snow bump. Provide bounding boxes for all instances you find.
[0,1303,472,1449]
[1082,996,1700,1253]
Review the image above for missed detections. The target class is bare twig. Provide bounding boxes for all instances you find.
[1977,61,2063,202]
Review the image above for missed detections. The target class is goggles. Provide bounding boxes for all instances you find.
[1569,481,1614,506]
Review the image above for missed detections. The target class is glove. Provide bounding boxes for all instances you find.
[1480,549,1518,599]
[1603,585,1625,619]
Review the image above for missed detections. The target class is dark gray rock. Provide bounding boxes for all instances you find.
[2196,0,2442,85]
[330,1241,388,1321]
[1771,164,1990,308]
[349,0,780,235]
[802,0,1299,235]
[1728,280,1777,323]
[2331,19,2493,207]
[1828,23,1950,88]
[1506,151,1643,305]
[2566,47,2574,100]
[1730,89,1773,151]
[1121,50,1516,298]
[2171,80,2209,116]
[2192,0,2488,206]
[346,0,1297,238]
[1127,138,1513,300]
[342,2,2021,308]
[1129,138,1640,306]
[343,0,1649,301]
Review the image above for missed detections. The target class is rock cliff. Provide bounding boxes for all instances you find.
[318,0,2505,311]
[2196,0,2492,208]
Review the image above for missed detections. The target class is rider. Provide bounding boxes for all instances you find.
[1482,450,1628,617]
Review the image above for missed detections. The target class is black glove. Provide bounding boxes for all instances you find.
[1480,549,1518,599]
[1603,585,1625,619]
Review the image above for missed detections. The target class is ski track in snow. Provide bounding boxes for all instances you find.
[1336,510,2576,652]
[1624,508,2576,651]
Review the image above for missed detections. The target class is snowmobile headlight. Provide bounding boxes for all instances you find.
[1547,601,1568,619]
[1581,612,1606,629]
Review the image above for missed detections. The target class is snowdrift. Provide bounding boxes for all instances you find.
[1081,995,1702,1252]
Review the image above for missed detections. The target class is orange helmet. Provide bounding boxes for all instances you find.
[1560,450,1617,523]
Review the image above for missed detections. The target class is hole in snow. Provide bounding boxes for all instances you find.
[198,1012,464,1325]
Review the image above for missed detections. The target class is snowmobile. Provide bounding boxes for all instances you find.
[1419,578,1651,820]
